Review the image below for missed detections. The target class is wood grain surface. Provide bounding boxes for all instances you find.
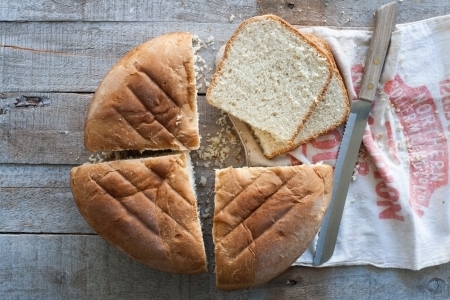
[1,0,450,299]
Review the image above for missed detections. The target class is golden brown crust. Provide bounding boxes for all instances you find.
[70,153,207,274]
[84,32,199,152]
[206,14,333,144]
[213,164,333,290]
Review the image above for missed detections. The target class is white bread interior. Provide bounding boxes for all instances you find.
[207,15,332,143]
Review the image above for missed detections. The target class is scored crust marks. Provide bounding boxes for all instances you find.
[71,156,207,274]
[214,170,301,239]
[119,68,186,146]
[84,32,199,152]
[213,166,332,290]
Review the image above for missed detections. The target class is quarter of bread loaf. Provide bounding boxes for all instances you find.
[206,14,333,144]
[70,152,207,274]
[84,32,199,152]
[252,35,350,158]
[213,164,333,290]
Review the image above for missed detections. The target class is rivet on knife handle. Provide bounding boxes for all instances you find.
[359,2,397,102]
[312,2,397,266]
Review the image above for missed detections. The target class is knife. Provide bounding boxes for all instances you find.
[313,2,397,266]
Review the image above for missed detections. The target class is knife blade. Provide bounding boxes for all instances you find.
[313,2,397,266]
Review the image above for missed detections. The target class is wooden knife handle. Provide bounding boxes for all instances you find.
[359,2,397,101]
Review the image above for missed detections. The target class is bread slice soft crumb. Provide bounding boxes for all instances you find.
[207,14,332,143]
[251,33,350,158]
[253,73,349,158]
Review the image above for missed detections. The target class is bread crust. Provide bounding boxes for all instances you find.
[206,14,333,144]
[213,164,333,290]
[70,153,207,274]
[84,32,199,152]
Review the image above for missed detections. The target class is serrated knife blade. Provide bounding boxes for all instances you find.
[313,2,397,266]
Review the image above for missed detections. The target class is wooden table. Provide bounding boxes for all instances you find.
[1,1,450,298]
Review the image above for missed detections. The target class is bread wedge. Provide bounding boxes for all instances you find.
[207,14,333,144]
[213,164,333,290]
[70,152,207,274]
[252,35,350,158]
[84,32,200,152]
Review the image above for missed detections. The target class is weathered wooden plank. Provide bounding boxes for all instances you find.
[0,0,256,23]
[0,93,91,164]
[257,0,450,27]
[0,164,69,188]
[0,187,93,233]
[0,234,449,299]
[0,93,244,165]
[2,0,448,26]
[0,234,186,299]
[0,22,235,93]
[0,164,93,234]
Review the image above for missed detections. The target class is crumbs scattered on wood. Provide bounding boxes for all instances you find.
[15,96,51,108]
[199,176,207,186]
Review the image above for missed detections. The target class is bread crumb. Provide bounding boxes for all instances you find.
[193,35,215,91]
[199,176,207,186]
[87,152,112,164]
[206,36,214,45]
[193,112,241,168]
[229,14,235,22]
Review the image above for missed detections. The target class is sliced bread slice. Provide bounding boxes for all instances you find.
[206,14,333,143]
[252,35,350,158]
[213,164,333,290]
